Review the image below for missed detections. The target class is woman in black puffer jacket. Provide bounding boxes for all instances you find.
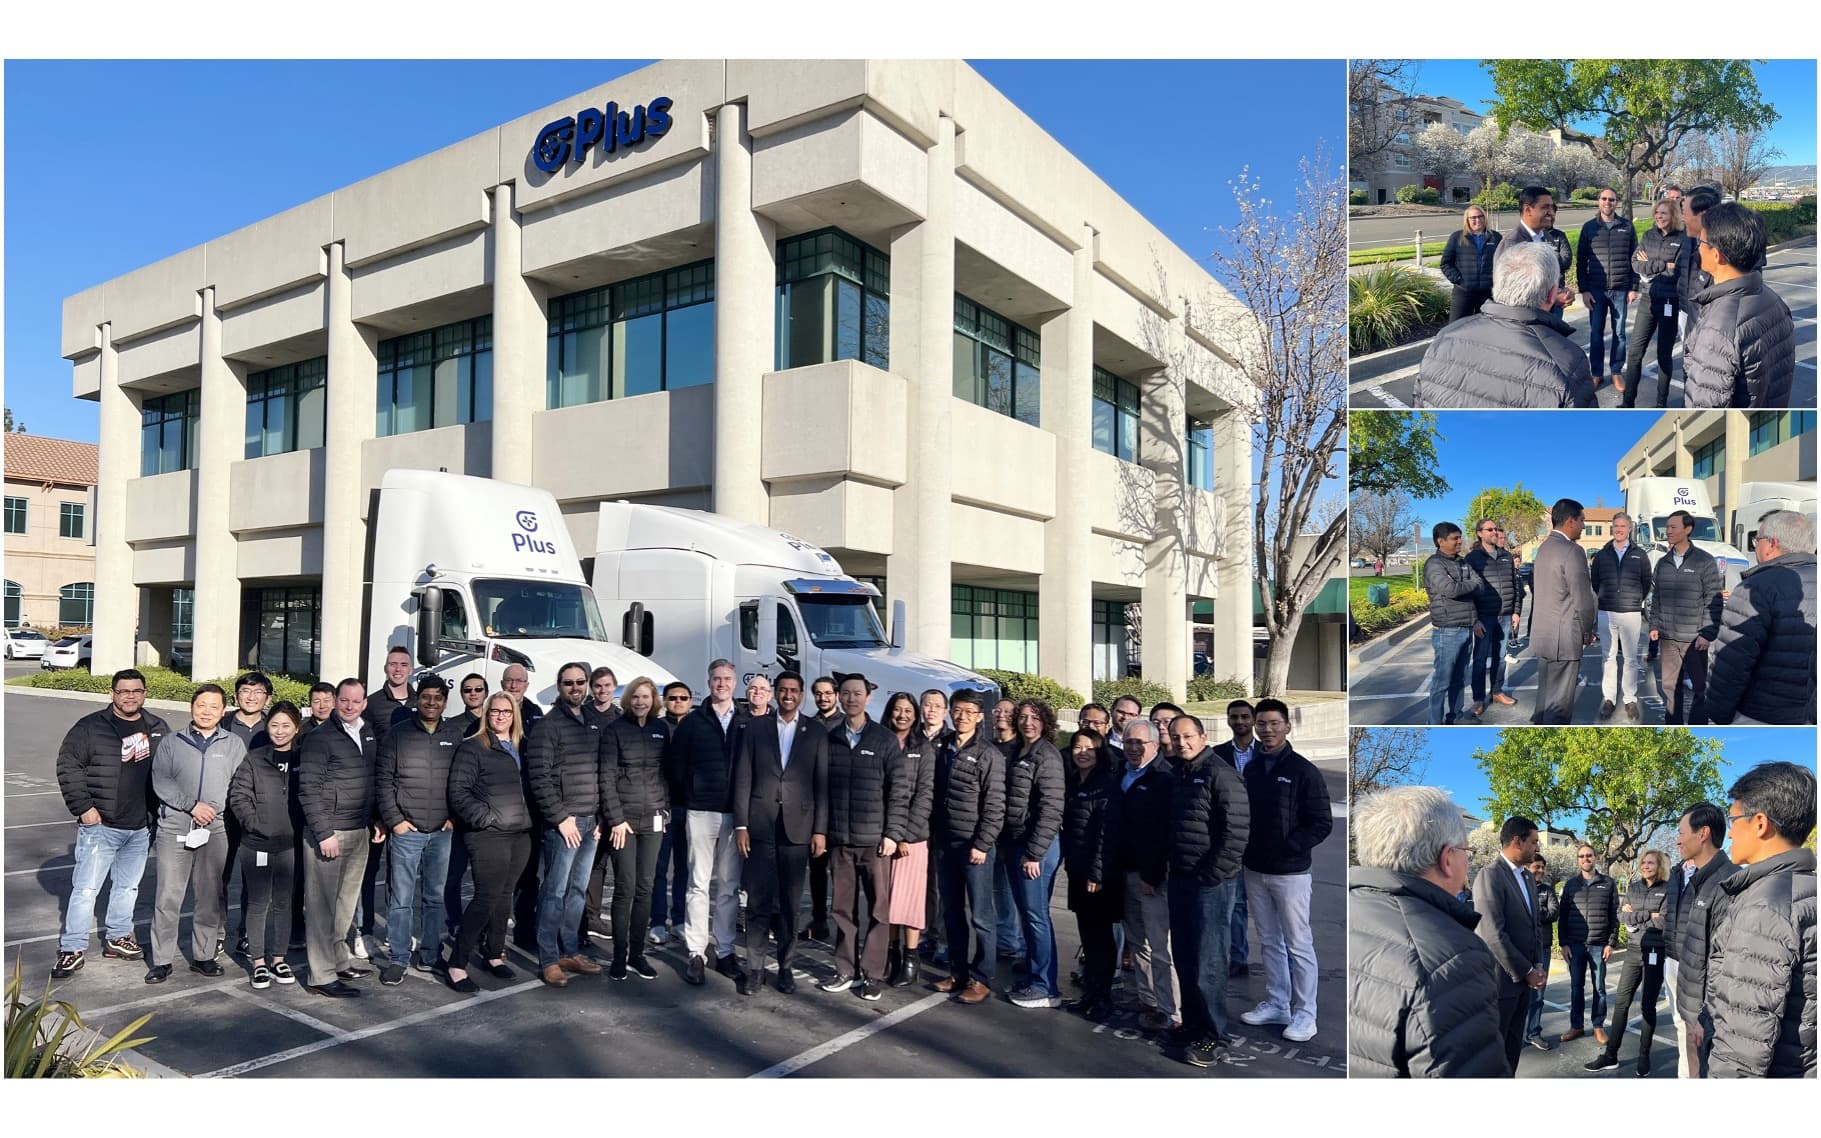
[1061,728,1122,1021]
[598,676,673,980]
[228,702,305,990]
[444,694,533,993]
[1440,205,1501,323]
[1586,850,1672,1075]
[1622,199,1694,407]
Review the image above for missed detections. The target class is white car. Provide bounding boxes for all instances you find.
[41,635,93,671]
[3,628,49,660]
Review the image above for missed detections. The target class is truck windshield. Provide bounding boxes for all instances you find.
[473,579,608,641]
[798,595,888,649]
[1651,515,1720,543]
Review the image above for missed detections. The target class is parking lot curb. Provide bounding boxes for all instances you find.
[1352,610,1433,669]
[3,683,192,716]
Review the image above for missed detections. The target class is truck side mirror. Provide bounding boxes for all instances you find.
[622,602,655,657]
[415,588,444,668]
[890,599,906,649]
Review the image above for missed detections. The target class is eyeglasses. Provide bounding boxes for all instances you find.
[1598,197,1617,203]
[486,708,515,717]
[113,687,147,696]
[1728,809,1781,830]
[461,686,486,695]
[1577,854,1596,860]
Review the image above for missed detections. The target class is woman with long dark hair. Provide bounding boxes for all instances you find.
[228,701,305,990]
[444,693,534,994]
[881,693,935,987]
[599,675,672,981]
[1002,698,1066,1009]
[1061,727,1122,1020]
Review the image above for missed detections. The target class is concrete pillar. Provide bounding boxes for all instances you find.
[887,114,955,657]
[1140,313,1189,699]
[1720,412,1750,529]
[320,242,379,680]
[490,182,542,485]
[713,101,775,524]
[1038,223,1095,698]
[141,588,174,668]
[1212,407,1254,688]
[190,288,244,679]
[91,325,138,674]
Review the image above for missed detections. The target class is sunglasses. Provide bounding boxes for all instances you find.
[461,687,486,694]
[665,695,691,702]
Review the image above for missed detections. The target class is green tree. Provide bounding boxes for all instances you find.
[3,407,24,433]
[1463,484,1548,549]
[1472,727,1726,870]
[1484,59,1779,219]
[1350,410,1449,497]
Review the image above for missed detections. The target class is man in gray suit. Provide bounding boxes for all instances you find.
[1530,498,1599,724]
[1473,816,1549,1076]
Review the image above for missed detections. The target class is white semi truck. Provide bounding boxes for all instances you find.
[590,502,997,714]
[1729,481,1817,552]
[1625,477,1754,591]
[364,470,677,709]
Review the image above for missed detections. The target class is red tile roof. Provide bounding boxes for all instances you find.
[2,433,100,487]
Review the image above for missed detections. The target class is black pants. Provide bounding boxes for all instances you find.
[924,851,943,949]
[454,830,531,968]
[807,847,830,929]
[444,831,470,933]
[1072,889,1121,1002]
[239,844,296,961]
[1448,286,1491,324]
[742,818,809,969]
[1601,947,1665,1071]
[511,823,543,950]
[222,812,246,939]
[581,838,614,942]
[1497,988,1529,1077]
[608,829,664,966]
[1622,295,1680,407]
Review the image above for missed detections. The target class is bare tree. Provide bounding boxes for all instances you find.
[1349,726,1431,801]
[1351,489,1419,564]
[1713,126,1784,201]
[1350,59,1424,172]
[1667,131,1718,191]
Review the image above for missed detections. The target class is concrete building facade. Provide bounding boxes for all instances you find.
[62,60,1257,698]
[1617,410,1817,541]
[2,434,100,631]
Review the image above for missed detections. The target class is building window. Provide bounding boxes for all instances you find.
[548,261,716,408]
[141,389,200,475]
[776,231,889,371]
[3,580,20,628]
[172,587,194,643]
[59,501,85,540]
[58,582,94,628]
[949,584,1038,673]
[1091,600,1129,682]
[2,497,24,535]
[954,297,1040,426]
[1792,409,1816,440]
[248,586,320,677]
[1186,417,1214,491]
[377,317,493,436]
[1692,437,1723,479]
[246,357,327,458]
[1092,368,1141,461]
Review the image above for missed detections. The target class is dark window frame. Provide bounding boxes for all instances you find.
[58,501,85,540]
[377,317,493,437]
[954,295,1040,427]
[1092,366,1141,461]
[2,496,25,535]
[245,356,328,458]
[140,389,200,476]
[58,582,94,628]
[775,230,890,371]
[548,260,717,409]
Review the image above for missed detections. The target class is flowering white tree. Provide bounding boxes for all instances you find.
[1416,121,1468,198]
[1463,120,1514,194]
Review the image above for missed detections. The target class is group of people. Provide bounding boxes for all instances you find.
[51,659,1334,1070]
[1349,759,1817,1078]
[1421,500,1816,725]
[1422,185,1796,408]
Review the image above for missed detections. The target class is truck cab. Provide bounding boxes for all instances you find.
[1730,481,1817,552]
[1625,477,1754,591]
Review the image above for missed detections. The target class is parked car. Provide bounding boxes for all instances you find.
[42,635,93,671]
[1193,651,1214,677]
[3,628,49,660]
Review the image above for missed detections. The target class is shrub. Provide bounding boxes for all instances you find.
[1395,184,1440,205]
[1349,189,1368,205]
[1186,676,1249,703]
[1474,182,1519,211]
[1092,676,1174,711]
[978,669,1084,710]
[5,960,155,1077]
[1349,264,1449,354]
[1571,186,1601,201]
[1744,199,1817,244]
[7,666,314,705]
[1350,587,1429,637]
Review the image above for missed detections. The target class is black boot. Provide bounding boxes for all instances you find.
[884,944,901,986]
[891,948,917,988]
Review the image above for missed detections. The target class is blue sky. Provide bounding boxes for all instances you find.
[2,59,1341,443]
[1413,59,1817,166]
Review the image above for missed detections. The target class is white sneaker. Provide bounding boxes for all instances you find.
[351,937,370,960]
[1011,989,1063,1009]
[649,926,667,946]
[1240,1001,1291,1026]
[1282,1013,1318,1042]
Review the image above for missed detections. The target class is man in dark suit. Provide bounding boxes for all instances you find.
[1530,498,1598,724]
[1473,816,1549,1075]
[731,671,828,995]
[1498,186,1573,319]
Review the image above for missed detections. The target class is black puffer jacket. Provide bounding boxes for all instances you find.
[375,718,464,831]
[364,683,416,742]
[1707,848,1816,1078]
[56,708,170,830]
[1062,768,1122,903]
[523,703,603,823]
[1576,215,1638,293]
[1620,875,1672,950]
[1423,553,1484,629]
[1002,739,1066,864]
[896,729,941,844]
[1440,228,1500,293]
[932,731,1005,851]
[1649,546,1725,643]
[1348,868,1510,1078]
[1590,540,1653,613]
[670,705,746,813]
[295,718,378,845]
[1415,303,1597,409]
[1675,851,1740,1023]
[1241,744,1334,876]
[227,744,302,852]
[1464,547,1522,621]
[1168,748,1250,885]
[1681,272,1795,408]
[599,715,672,833]
[1537,877,1559,952]
[447,736,533,833]
[1118,762,1175,887]
[1704,553,1818,726]
[825,719,910,848]
[1637,226,1692,302]
[1558,872,1619,948]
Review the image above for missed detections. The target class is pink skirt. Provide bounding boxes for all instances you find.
[886,840,930,927]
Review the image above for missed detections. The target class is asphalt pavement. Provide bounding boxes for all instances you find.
[1515,948,1681,1079]
[1350,241,1817,409]
[1,689,1347,1078]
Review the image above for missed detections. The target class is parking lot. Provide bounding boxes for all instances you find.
[3,689,1347,1078]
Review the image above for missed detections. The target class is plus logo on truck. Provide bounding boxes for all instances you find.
[1674,487,1698,507]
[512,509,557,556]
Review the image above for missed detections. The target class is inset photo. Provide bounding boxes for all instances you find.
[1349,59,1816,410]
[1349,408,1816,726]
[1347,726,1816,1078]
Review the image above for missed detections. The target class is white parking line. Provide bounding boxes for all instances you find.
[749,992,951,1078]
[4,790,67,798]
[219,983,345,1036]
[6,819,77,829]
[6,863,75,876]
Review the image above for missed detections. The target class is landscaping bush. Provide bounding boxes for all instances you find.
[978,669,1084,710]
[1349,189,1368,206]
[1092,676,1173,711]
[1351,587,1430,637]
[1744,199,1817,244]
[1571,186,1601,201]
[1394,184,1441,205]
[8,666,315,705]
[1473,182,1519,211]
[1186,676,1249,703]
[1349,264,1449,354]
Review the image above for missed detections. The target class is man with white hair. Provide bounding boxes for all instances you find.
[1348,786,1507,1077]
[1704,509,1818,725]
[1415,240,1597,408]
[1589,512,1653,722]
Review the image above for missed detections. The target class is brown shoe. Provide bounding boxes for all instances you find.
[1471,702,1485,718]
[1599,700,1616,720]
[540,964,570,987]
[933,976,961,993]
[958,980,991,1004]
[1594,1027,1609,1045]
[1492,693,1517,706]
[559,954,602,976]
[1612,374,1625,393]
[1561,1028,1584,1042]
[1625,702,1639,722]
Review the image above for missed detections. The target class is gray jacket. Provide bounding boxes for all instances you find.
[1415,303,1597,409]
[1348,868,1509,1078]
[1680,272,1795,408]
[1423,553,1483,629]
[1530,530,1598,662]
[1649,544,1725,643]
[1704,552,1818,725]
[150,725,248,837]
[1707,848,1816,1078]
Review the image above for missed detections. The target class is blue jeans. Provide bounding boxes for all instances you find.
[1430,625,1473,723]
[1229,874,1249,966]
[993,851,1027,957]
[1526,983,1545,1039]
[937,842,997,986]
[1168,874,1239,1044]
[652,811,689,928]
[1567,943,1610,1030]
[536,815,601,967]
[61,823,151,953]
[1588,291,1630,377]
[1008,841,1062,997]
[1472,618,1510,703]
[386,828,452,965]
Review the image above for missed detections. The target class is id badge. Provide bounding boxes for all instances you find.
[256,851,269,867]
[1647,950,1658,966]
[1663,303,1673,318]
